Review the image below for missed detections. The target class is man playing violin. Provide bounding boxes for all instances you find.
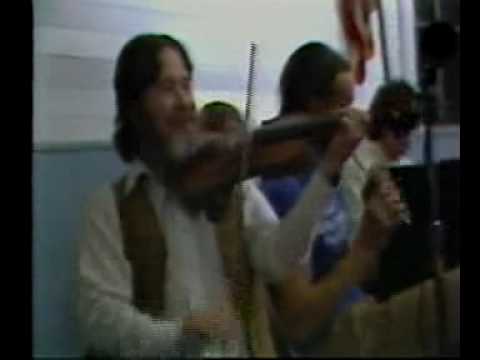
[261,42,459,356]
[76,34,413,358]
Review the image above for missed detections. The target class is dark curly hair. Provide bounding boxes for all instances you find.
[113,34,193,162]
[368,80,420,140]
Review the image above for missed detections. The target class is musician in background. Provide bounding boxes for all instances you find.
[199,101,249,222]
[200,100,245,134]
[261,42,364,217]
[342,80,420,239]
[261,43,459,356]
[260,42,370,330]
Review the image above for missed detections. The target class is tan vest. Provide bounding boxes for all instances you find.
[113,174,277,357]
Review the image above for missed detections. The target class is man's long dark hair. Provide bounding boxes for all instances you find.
[279,42,351,116]
[113,34,193,163]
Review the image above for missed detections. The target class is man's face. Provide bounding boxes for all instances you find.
[201,113,242,134]
[307,71,355,115]
[382,129,412,160]
[135,46,199,177]
[380,102,418,160]
[140,47,196,143]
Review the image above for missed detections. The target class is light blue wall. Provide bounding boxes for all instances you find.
[408,126,460,163]
[33,147,125,357]
[32,127,460,357]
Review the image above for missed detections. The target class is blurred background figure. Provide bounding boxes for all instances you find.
[199,101,248,222]
[200,101,245,133]
[342,80,420,237]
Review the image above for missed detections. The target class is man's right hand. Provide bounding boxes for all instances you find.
[360,167,407,246]
[348,167,408,282]
[323,110,365,181]
[182,305,241,342]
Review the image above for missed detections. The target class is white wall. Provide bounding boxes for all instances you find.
[409,125,460,163]
[34,0,389,145]
[381,0,418,84]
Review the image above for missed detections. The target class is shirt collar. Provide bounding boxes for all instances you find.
[356,139,388,169]
[123,161,171,209]
[123,160,161,196]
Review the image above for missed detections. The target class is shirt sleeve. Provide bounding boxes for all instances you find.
[77,184,186,357]
[340,158,366,241]
[244,168,335,285]
[260,177,302,218]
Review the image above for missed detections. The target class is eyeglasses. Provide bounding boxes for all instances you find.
[390,127,412,139]
[385,110,419,138]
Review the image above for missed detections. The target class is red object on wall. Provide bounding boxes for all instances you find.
[338,0,378,84]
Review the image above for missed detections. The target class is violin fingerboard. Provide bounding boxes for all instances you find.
[245,42,258,130]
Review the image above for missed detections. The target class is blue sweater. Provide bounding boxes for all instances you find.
[260,174,366,314]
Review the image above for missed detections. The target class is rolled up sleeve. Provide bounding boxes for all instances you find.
[244,169,335,284]
[77,185,186,357]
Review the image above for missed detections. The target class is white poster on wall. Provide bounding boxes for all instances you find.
[34,0,389,146]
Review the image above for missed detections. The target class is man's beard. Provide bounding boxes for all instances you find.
[137,118,211,215]
[139,129,194,186]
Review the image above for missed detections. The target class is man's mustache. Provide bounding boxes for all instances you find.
[170,104,197,120]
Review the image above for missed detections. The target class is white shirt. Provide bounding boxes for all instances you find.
[77,161,334,357]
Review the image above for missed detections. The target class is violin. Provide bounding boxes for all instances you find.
[166,111,363,220]
[179,115,340,184]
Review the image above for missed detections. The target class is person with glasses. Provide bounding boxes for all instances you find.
[341,80,420,238]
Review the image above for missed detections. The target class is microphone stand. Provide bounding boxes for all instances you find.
[419,66,449,355]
